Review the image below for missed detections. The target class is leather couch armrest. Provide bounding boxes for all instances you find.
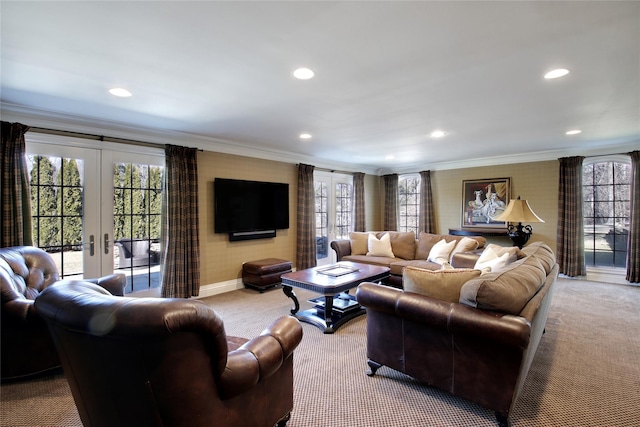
[330,240,352,261]
[357,282,531,349]
[219,316,302,399]
[85,273,127,296]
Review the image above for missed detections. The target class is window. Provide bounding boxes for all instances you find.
[398,174,420,235]
[583,158,631,268]
[29,154,84,278]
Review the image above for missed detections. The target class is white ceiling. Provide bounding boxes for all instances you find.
[1,1,639,174]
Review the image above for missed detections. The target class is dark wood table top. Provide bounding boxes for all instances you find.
[281,261,390,295]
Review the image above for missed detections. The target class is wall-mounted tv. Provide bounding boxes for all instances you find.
[214,178,289,241]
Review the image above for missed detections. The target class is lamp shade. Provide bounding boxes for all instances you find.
[493,197,544,223]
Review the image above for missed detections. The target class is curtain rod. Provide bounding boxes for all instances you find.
[28,126,203,151]
[299,164,359,175]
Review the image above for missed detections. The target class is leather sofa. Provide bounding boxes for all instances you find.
[0,246,126,381]
[34,280,303,427]
[356,242,558,427]
[331,231,486,287]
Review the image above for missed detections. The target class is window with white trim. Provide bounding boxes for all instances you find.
[398,174,420,235]
[583,157,631,268]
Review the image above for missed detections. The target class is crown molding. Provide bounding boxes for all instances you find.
[3,102,637,177]
[1,103,380,175]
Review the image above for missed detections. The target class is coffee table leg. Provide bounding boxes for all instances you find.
[323,296,335,333]
[282,285,300,315]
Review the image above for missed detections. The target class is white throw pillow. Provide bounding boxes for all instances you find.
[427,239,456,265]
[474,246,516,272]
[367,233,395,258]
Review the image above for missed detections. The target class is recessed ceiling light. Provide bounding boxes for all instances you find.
[385,155,395,160]
[544,69,570,79]
[293,68,315,80]
[430,130,446,138]
[109,87,132,97]
[299,133,312,140]
[566,129,582,135]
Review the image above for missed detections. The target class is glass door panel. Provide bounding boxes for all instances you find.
[314,172,353,266]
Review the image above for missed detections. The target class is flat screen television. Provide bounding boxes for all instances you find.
[214,178,289,240]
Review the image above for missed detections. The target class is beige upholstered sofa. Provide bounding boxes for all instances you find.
[330,231,487,287]
[356,241,558,427]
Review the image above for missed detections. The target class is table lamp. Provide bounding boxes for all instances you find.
[493,196,544,248]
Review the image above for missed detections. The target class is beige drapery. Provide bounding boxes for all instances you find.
[557,156,586,277]
[419,170,435,234]
[383,174,398,231]
[626,150,640,283]
[160,145,200,298]
[353,172,366,232]
[296,164,316,270]
[1,121,33,247]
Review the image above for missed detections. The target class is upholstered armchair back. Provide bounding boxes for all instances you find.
[0,246,126,380]
[35,281,303,427]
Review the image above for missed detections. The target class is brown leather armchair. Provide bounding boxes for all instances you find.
[0,246,126,381]
[34,280,303,427]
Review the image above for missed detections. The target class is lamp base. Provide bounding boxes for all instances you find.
[507,223,533,249]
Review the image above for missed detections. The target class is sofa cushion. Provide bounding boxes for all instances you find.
[387,231,416,260]
[427,239,456,265]
[388,259,442,276]
[342,255,399,267]
[349,232,370,255]
[403,266,482,303]
[460,255,547,315]
[449,237,479,262]
[367,233,395,258]
[521,241,555,274]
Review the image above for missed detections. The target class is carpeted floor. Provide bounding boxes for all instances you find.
[1,277,639,426]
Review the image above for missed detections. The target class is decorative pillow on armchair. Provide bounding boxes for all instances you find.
[403,266,482,303]
[367,233,395,258]
[449,236,479,262]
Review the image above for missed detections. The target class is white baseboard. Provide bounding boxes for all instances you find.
[193,279,245,299]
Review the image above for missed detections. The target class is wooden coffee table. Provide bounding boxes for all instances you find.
[280,262,390,334]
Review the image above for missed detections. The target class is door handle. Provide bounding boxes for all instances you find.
[104,234,110,254]
[81,235,95,256]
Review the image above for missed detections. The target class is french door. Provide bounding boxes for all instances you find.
[314,171,353,266]
[26,134,164,293]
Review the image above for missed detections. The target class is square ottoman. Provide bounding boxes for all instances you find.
[242,258,292,292]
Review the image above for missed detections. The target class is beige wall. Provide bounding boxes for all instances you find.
[431,160,558,251]
[198,152,557,286]
[198,151,298,285]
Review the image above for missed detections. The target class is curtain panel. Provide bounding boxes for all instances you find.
[626,150,640,283]
[419,170,436,234]
[161,145,201,298]
[1,121,33,247]
[296,164,316,270]
[353,172,365,232]
[557,156,586,277]
[383,174,398,231]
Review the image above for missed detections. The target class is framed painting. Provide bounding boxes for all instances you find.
[461,178,511,228]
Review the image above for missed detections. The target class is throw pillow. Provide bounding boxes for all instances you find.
[349,232,370,255]
[449,236,479,262]
[473,246,517,272]
[415,232,447,260]
[403,266,482,303]
[427,239,456,265]
[367,233,395,258]
[388,231,416,260]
